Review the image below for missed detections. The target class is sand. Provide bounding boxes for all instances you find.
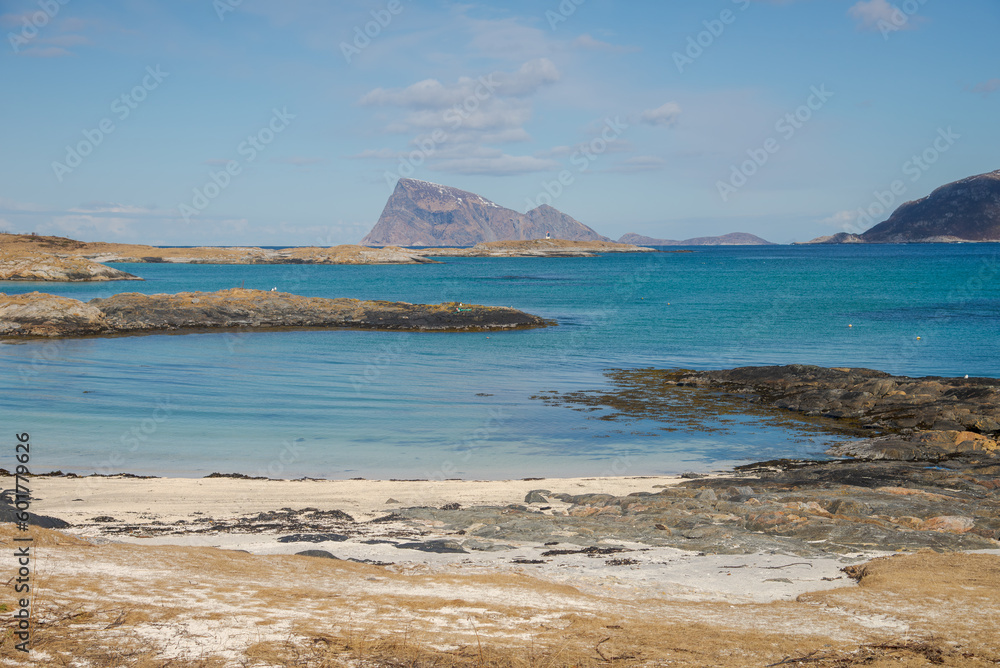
[5,475,1000,666]
[13,474,868,603]
[22,474,687,523]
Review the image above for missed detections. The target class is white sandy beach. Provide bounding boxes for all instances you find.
[17,474,691,524]
[5,475,1000,665]
[13,474,864,605]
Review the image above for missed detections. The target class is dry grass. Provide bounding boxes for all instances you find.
[2,526,998,666]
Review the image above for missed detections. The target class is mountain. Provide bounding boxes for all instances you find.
[618,232,775,246]
[805,169,1000,244]
[361,179,610,246]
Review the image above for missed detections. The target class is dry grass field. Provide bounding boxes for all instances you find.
[2,525,998,667]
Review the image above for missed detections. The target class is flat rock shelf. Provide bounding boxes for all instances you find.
[0,288,553,338]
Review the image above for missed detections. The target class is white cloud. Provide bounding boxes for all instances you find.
[19,46,74,58]
[640,102,682,127]
[494,58,560,96]
[360,58,559,108]
[572,34,639,54]
[271,157,325,166]
[5,14,104,57]
[428,155,559,176]
[608,156,666,173]
[848,0,918,32]
[820,210,871,234]
[465,17,549,62]
[972,78,1000,95]
[358,59,562,177]
[348,148,399,160]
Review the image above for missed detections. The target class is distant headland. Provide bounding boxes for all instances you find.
[803,168,1000,244]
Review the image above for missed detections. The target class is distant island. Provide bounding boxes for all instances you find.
[361,178,774,248]
[804,168,1000,244]
[617,232,775,246]
[362,178,610,246]
[420,239,656,257]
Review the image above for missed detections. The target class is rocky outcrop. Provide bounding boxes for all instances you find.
[0,233,438,267]
[618,232,775,246]
[0,292,108,336]
[798,232,866,245]
[0,250,140,281]
[82,245,438,266]
[523,204,609,242]
[539,364,1000,464]
[0,289,552,338]
[512,364,1000,554]
[2,231,651,266]
[670,365,1000,444]
[396,457,1000,556]
[361,179,610,246]
[418,239,656,258]
[805,169,1000,243]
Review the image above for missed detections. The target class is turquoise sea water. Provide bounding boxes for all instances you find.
[2,244,998,479]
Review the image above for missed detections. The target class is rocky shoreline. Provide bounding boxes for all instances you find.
[0,288,552,338]
[0,233,658,282]
[0,249,141,281]
[11,457,1000,564]
[667,365,1000,457]
[10,366,999,560]
[418,239,659,258]
[8,362,999,562]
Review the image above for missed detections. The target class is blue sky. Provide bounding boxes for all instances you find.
[1,0,997,245]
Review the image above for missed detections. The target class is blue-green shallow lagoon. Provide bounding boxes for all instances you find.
[2,244,998,478]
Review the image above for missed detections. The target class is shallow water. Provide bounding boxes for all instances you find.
[2,244,997,478]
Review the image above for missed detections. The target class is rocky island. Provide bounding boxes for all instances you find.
[0,248,141,281]
[0,230,654,283]
[362,178,611,246]
[0,232,437,268]
[618,232,776,246]
[419,238,656,257]
[0,289,552,338]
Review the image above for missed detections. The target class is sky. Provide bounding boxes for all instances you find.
[0,0,997,246]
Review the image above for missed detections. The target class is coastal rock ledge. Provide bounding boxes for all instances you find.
[0,250,140,282]
[0,289,552,338]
